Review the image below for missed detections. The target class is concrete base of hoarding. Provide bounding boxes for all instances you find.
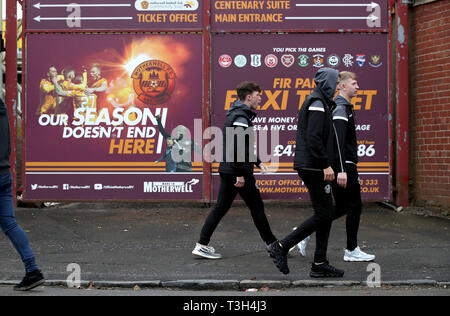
[0,202,449,291]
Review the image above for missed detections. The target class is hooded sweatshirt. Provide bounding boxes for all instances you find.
[218,100,261,176]
[294,68,343,171]
[0,98,11,174]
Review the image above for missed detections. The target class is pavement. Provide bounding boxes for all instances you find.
[0,201,449,291]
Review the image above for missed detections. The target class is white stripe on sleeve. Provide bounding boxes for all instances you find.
[333,116,349,122]
[233,122,249,128]
[309,106,325,112]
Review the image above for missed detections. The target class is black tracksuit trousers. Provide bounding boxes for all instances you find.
[331,163,362,251]
[280,169,333,263]
[199,173,277,246]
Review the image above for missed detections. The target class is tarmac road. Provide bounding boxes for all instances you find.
[0,202,449,288]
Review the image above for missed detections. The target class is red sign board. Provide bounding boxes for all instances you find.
[25,0,203,31]
[212,0,388,32]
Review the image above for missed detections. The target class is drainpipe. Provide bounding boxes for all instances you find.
[395,0,410,207]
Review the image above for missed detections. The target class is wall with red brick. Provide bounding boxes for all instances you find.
[410,0,450,207]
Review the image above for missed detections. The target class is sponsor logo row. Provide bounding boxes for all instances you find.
[30,179,200,193]
[219,53,383,69]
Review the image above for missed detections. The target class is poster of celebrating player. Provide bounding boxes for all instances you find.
[24,33,203,200]
[212,33,390,201]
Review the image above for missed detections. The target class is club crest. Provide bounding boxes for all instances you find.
[132,60,176,105]
[281,54,295,67]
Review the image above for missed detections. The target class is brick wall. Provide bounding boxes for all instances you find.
[410,0,450,207]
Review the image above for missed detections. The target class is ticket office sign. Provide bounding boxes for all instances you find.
[26,0,203,31]
[24,33,203,200]
[212,0,388,32]
[211,33,390,201]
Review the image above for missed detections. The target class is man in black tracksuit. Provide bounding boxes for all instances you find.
[267,68,345,277]
[292,71,376,263]
[192,81,277,259]
[331,71,376,262]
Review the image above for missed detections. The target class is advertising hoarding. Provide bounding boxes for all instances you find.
[22,0,391,202]
[24,33,203,200]
[212,33,390,201]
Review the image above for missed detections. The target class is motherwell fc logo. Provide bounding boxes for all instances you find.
[132,60,176,105]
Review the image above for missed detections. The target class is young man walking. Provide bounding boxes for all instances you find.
[192,81,277,259]
[267,68,345,277]
[293,72,375,262]
[0,98,45,291]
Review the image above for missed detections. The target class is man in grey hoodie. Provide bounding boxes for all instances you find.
[0,98,45,291]
[292,71,376,263]
[192,81,277,259]
[267,68,345,277]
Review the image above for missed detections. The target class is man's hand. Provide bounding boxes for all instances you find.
[323,167,335,182]
[259,163,269,174]
[234,176,245,188]
[337,172,347,188]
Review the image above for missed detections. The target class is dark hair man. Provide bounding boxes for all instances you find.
[192,81,277,259]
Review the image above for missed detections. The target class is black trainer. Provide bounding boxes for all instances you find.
[310,262,344,278]
[266,241,289,275]
[14,270,45,291]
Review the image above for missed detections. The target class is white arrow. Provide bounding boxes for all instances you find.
[285,15,379,21]
[34,16,133,22]
[296,2,379,9]
[34,3,131,9]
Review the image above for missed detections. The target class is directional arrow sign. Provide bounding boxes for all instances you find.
[34,16,133,22]
[295,2,379,9]
[34,3,132,9]
[27,0,204,30]
[285,15,379,21]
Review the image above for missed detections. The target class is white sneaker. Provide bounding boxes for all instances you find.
[298,236,311,257]
[343,246,375,262]
[192,243,222,259]
[289,227,298,253]
[288,227,310,257]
